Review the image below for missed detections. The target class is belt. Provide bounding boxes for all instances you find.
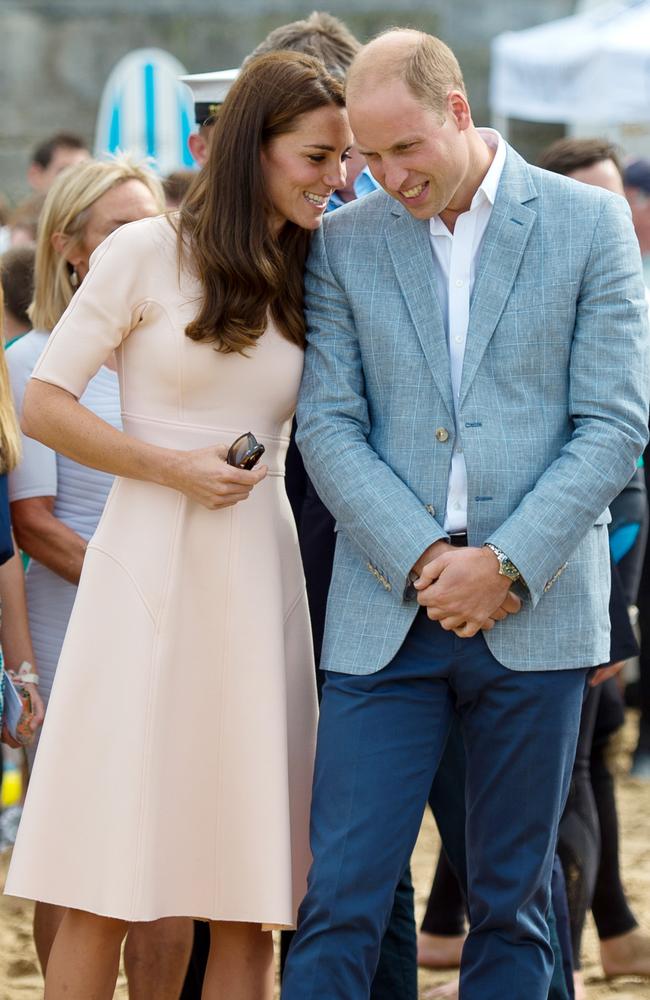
[449,533,468,547]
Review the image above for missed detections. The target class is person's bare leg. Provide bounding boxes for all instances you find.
[417,931,465,968]
[33,901,67,975]
[125,917,194,999]
[573,970,587,1000]
[600,927,650,977]
[44,908,128,1000]
[422,980,459,999]
[202,921,274,1000]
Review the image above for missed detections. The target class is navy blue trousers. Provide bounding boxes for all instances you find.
[429,718,574,1000]
[282,611,587,1000]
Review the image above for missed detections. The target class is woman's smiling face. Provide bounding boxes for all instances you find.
[261,104,353,233]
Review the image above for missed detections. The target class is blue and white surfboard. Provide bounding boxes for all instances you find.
[94,48,196,174]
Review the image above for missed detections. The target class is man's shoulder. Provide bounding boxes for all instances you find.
[322,187,395,236]
[526,159,620,215]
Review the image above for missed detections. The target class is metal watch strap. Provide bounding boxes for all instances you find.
[483,542,520,583]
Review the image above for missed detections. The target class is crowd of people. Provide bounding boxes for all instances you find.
[1,11,650,1000]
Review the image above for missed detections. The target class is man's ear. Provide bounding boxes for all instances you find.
[448,91,471,132]
[188,131,209,168]
[27,162,44,192]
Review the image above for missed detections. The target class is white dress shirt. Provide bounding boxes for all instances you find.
[429,128,506,533]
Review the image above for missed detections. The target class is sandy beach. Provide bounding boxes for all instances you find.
[1,714,648,999]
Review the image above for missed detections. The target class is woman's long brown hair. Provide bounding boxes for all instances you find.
[177,51,345,353]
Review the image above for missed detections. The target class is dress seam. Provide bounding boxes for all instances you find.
[121,411,290,443]
[283,587,307,624]
[213,506,238,913]
[129,490,184,916]
[86,543,156,625]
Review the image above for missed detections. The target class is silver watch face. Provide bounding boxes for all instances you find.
[502,566,519,581]
[499,558,519,581]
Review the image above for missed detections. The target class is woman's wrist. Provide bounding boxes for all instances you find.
[155,448,187,492]
[7,660,39,685]
[16,661,39,685]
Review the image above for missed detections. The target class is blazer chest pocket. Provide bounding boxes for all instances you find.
[501,281,579,317]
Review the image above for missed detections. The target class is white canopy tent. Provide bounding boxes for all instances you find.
[490,0,650,129]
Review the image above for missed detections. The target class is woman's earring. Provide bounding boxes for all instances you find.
[70,268,79,288]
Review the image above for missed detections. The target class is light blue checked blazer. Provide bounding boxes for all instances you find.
[296,145,650,675]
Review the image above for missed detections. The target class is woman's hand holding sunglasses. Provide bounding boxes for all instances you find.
[169,444,268,510]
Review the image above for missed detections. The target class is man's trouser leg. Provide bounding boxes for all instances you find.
[282,612,585,1000]
[454,627,586,1000]
[370,865,417,1000]
[282,612,457,1000]
[430,715,573,1000]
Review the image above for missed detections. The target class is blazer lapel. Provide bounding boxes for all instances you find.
[458,149,538,409]
[386,209,455,421]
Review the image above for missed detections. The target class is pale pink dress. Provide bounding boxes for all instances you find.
[5,215,317,926]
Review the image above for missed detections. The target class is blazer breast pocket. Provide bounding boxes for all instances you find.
[494,282,579,368]
[501,281,579,318]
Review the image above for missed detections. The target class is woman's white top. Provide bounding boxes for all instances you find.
[7,330,122,728]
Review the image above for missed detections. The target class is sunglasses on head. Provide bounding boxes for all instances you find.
[226,431,265,470]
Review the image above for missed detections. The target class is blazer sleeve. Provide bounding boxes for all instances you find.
[296,224,446,599]
[31,221,152,400]
[487,194,650,605]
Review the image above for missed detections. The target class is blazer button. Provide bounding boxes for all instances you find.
[425,504,436,516]
[435,427,449,443]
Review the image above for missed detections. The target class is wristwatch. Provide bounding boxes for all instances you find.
[483,543,520,584]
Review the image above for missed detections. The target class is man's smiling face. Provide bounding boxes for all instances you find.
[349,77,470,221]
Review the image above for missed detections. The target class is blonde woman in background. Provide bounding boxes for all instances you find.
[5,158,194,998]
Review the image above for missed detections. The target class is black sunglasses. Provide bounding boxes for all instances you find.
[226,431,265,470]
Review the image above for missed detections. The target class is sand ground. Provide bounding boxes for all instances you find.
[0,714,648,1000]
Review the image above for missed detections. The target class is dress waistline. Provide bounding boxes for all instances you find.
[122,414,287,476]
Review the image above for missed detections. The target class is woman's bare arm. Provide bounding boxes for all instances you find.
[11,497,87,585]
[0,542,45,737]
[23,380,267,510]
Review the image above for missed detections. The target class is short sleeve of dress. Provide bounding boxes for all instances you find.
[7,332,57,501]
[31,218,155,400]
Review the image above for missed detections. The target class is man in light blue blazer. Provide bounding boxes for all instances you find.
[281,27,650,1000]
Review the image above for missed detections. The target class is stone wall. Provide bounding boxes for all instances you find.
[0,0,574,201]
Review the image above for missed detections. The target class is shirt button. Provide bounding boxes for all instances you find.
[455,279,464,287]
[454,335,463,344]
[435,427,449,443]
[453,501,462,510]
[425,504,436,516]
[455,445,463,453]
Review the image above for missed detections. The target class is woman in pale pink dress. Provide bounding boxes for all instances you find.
[6,52,353,1000]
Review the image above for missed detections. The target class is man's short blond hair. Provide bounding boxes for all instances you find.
[349,29,466,116]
